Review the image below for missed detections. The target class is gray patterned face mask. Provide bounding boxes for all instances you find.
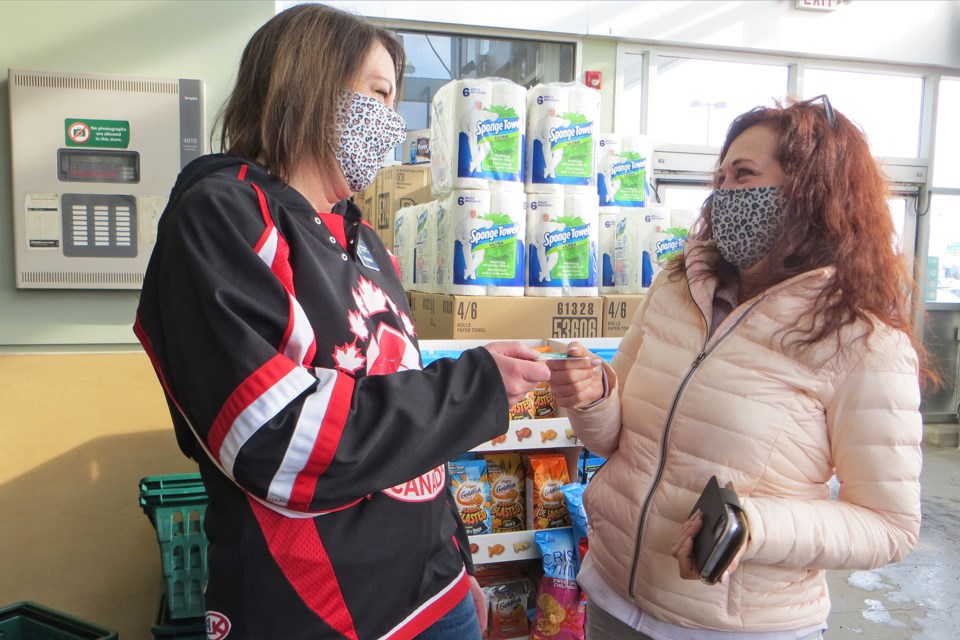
[711,186,786,268]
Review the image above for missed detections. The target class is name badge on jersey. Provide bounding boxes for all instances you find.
[357,238,380,271]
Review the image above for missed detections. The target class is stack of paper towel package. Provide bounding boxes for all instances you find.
[414,77,528,296]
[595,133,698,294]
[394,76,697,297]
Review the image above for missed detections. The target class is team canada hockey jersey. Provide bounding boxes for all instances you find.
[135,155,508,639]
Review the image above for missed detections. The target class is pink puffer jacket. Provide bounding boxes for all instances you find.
[568,243,922,632]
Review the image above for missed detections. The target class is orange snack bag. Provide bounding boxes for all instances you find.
[530,382,558,419]
[525,453,572,530]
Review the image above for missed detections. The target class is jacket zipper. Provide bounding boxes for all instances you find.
[626,288,766,598]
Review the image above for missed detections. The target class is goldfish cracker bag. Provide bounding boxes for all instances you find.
[530,381,558,419]
[481,575,535,640]
[484,453,526,533]
[448,459,491,535]
[508,394,535,420]
[532,528,584,640]
[526,453,572,530]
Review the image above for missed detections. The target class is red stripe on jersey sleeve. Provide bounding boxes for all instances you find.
[237,164,248,181]
[134,315,187,418]
[250,183,276,253]
[248,497,359,640]
[287,372,356,510]
[207,354,298,461]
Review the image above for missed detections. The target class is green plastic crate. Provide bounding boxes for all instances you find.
[139,474,209,621]
[0,601,117,640]
[151,594,204,640]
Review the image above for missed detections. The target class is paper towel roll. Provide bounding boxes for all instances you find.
[430,81,456,196]
[445,190,526,296]
[598,206,619,294]
[392,205,416,289]
[526,83,600,195]
[431,78,526,196]
[597,133,650,208]
[526,191,598,296]
[657,207,699,265]
[639,206,670,291]
[435,198,453,295]
[413,201,438,293]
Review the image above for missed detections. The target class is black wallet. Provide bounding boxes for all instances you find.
[689,475,749,585]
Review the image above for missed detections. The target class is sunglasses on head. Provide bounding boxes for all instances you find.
[798,94,838,129]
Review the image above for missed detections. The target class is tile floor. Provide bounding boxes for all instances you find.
[824,444,960,639]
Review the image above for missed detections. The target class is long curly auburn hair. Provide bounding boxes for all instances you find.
[686,98,937,387]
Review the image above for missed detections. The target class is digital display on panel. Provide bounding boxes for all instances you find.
[58,149,140,183]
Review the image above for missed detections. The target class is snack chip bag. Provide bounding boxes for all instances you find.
[581,454,606,484]
[526,453,572,530]
[532,528,584,639]
[560,482,588,572]
[448,459,491,535]
[485,453,526,533]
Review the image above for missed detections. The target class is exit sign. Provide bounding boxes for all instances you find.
[795,0,838,10]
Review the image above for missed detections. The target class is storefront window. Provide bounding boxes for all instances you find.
[395,31,575,133]
[803,68,923,159]
[649,58,788,147]
[924,195,960,302]
[932,77,960,188]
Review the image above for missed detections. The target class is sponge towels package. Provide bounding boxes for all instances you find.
[443,190,526,296]
[392,204,417,289]
[526,192,598,296]
[413,201,438,293]
[596,133,651,208]
[526,82,600,195]
[598,207,619,294]
[430,78,526,195]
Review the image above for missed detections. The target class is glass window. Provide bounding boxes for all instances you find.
[617,51,645,135]
[658,185,710,212]
[396,30,575,133]
[887,197,910,254]
[650,58,789,147]
[932,77,960,188]
[803,68,923,158]
[924,195,960,303]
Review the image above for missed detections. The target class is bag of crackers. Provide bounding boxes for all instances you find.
[484,453,526,533]
[531,528,585,639]
[448,459,491,535]
[479,574,535,640]
[526,453,572,530]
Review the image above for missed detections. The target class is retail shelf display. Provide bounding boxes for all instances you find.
[472,417,577,452]
[469,527,572,564]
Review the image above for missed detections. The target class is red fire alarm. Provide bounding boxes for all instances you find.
[585,70,602,90]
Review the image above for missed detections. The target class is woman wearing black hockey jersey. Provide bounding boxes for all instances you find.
[134,5,550,639]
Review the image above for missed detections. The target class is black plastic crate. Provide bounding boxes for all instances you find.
[151,594,204,640]
[0,601,118,640]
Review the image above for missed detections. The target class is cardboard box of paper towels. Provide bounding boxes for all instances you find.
[354,165,432,248]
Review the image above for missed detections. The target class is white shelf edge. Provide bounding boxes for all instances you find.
[468,526,572,565]
[471,417,579,453]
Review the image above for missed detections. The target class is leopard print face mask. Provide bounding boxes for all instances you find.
[334,92,407,192]
[711,186,786,269]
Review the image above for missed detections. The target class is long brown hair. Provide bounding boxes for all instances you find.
[214,4,405,180]
[687,98,936,385]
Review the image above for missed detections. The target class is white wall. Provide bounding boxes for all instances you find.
[318,0,960,70]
